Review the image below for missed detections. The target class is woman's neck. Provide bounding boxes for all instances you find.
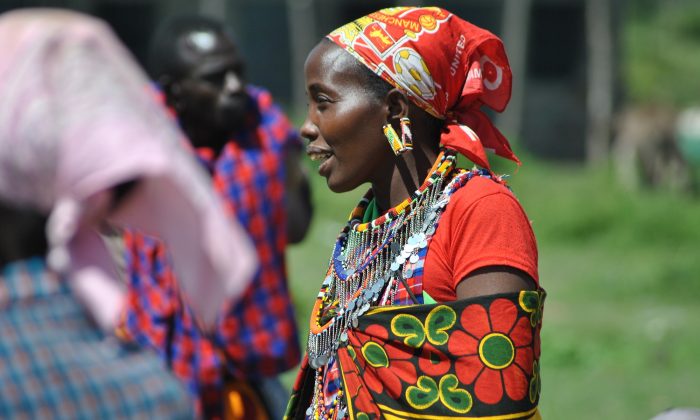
[371,142,439,212]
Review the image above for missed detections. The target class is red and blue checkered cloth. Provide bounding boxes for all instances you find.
[0,257,193,419]
[119,86,301,418]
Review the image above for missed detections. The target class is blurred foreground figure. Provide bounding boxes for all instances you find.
[118,15,312,419]
[287,7,544,419]
[0,8,256,419]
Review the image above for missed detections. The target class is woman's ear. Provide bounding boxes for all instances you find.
[385,88,410,121]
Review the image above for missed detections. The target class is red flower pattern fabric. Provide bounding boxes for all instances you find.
[448,298,534,404]
[285,290,545,419]
[347,324,416,399]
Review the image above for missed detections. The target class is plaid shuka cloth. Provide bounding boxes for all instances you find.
[0,257,193,419]
[120,85,301,418]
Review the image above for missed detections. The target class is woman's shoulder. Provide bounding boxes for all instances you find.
[445,173,521,212]
[438,172,533,238]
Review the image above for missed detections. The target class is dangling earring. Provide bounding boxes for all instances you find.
[383,123,406,155]
[400,117,413,151]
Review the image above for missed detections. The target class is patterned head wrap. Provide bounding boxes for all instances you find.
[327,6,519,169]
[0,9,256,330]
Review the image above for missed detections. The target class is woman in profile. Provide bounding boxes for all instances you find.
[0,9,254,418]
[287,7,544,420]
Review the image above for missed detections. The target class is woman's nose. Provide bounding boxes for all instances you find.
[300,116,318,142]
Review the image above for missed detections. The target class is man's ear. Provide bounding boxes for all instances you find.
[385,88,411,121]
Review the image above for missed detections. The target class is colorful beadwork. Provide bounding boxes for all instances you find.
[382,123,407,155]
[400,117,413,150]
[308,151,454,373]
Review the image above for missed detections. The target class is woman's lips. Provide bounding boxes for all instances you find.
[306,145,334,176]
[307,151,332,162]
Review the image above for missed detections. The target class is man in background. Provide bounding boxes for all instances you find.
[118,15,312,419]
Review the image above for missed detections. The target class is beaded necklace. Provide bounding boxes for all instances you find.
[307,151,456,369]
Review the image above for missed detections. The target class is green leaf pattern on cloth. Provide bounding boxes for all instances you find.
[438,374,473,414]
[406,376,440,409]
[391,305,457,348]
[361,341,389,368]
[391,314,425,347]
[425,305,456,345]
[529,360,541,404]
[519,290,544,327]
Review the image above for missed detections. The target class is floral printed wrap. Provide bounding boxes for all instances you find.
[286,290,545,419]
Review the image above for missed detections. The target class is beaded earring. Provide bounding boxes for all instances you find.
[383,123,406,155]
[400,117,413,151]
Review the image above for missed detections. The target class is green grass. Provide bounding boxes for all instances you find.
[282,155,700,419]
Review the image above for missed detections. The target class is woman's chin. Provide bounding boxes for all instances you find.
[325,178,346,194]
[325,176,361,194]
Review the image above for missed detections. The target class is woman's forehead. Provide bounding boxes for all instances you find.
[306,42,362,82]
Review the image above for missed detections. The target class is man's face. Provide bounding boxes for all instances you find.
[171,29,249,141]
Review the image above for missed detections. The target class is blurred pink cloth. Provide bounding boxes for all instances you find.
[0,9,257,331]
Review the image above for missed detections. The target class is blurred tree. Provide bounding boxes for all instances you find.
[625,0,700,106]
[498,0,532,146]
[586,0,615,164]
[286,0,317,116]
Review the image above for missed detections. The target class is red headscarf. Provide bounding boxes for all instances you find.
[327,6,519,169]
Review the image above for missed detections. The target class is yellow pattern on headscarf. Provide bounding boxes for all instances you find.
[329,15,374,45]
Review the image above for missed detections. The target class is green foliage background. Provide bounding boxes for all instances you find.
[625,0,700,106]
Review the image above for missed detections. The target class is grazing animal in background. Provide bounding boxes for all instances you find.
[613,105,693,193]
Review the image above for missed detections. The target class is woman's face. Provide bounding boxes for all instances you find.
[301,42,394,193]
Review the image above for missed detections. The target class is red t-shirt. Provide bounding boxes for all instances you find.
[423,176,538,302]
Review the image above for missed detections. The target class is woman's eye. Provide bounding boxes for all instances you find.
[315,93,333,103]
[313,96,331,112]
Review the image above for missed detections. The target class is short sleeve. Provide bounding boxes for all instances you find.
[423,177,538,302]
